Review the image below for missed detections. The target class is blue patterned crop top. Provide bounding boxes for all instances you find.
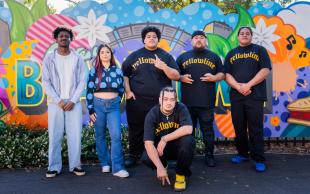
[86,66,124,115]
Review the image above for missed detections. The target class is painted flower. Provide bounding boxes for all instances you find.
[251,18,281,54]
[73,9,113,47]
[270,116,281,127]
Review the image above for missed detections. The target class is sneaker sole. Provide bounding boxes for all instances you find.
[231,158,250,163]
[174,186,186,192]
[72,171,86,176]
[113,173,129,178]
[102,169,110,173]
[46,174,56,178]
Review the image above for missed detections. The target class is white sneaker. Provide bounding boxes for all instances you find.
[102,166,110,173]
[113,170,129,178]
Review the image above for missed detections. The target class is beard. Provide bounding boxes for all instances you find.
[193,44,205,51]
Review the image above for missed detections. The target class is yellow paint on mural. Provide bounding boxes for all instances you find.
[0,40,39,99]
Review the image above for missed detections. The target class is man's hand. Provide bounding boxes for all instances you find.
[58,101,66,110]
[179,74,194,84]
[238,83,252,96]
[200,73,216,82]
[126,91,136,100]
[157,139,167,156]
[90,113,97,122]
[64,101,75,111]
[157,165,170,185]
[152,54,166,70]
[238,83,251,95]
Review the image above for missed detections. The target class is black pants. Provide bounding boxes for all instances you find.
[231,99,265,161]
[188,107,215,154]
[141,135,196,177]
[126,110,149,155]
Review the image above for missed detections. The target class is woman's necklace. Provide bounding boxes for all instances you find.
[160,108,174,120]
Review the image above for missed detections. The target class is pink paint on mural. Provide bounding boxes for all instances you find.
[26,14,90,63]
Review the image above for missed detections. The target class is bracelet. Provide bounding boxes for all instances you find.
[161,136,167,143]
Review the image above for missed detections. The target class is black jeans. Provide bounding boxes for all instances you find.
[126,110,149,155]
[188,107,215,154]
[141,135,196,177]
[231,99,265,161]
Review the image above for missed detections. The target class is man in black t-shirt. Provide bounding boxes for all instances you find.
[224,26,271,172]
[176,30,225,167]
[122,26,180,167]
[141,87,195,192]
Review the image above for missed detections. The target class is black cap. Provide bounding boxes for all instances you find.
[191,30,206,39]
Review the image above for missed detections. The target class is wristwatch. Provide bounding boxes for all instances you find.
[161,136,167,143]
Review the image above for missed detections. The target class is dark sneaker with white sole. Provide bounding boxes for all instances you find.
[72,166,86,176]
[46,170,58,178]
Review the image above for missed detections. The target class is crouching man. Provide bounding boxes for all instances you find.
[141,86,196,192]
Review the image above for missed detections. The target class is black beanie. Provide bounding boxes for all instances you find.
[191,30,206,39]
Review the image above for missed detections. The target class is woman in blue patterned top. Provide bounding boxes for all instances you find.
[86,44,128,178]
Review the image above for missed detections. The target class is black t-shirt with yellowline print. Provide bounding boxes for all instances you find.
[143,102,192,143]
[122,47,180,112]
[224,43,272,102]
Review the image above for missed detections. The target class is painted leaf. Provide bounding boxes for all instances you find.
[207,34,231,58]
[227,4,255,49]
[0,106,12,118]
[31,0,50,22]
[0,101,3,112]
[5,0,34,42]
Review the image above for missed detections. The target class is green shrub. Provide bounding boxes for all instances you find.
[0,123,204,169]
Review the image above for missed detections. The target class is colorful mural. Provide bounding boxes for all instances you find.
[1,0,310,137]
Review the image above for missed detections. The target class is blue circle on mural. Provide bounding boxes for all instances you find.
[297,91,308,99]
[31,43,37,50]
[229,16,236,23]
[264,115,268,123]
[284,100,290,107]
[280,92,284,96]
[275,126,281,131]
[11,85,13,88]
[109,14,118,23]
[182,20,187,25]
[106,4,113,11]
[192,26,197,30]
[134,6,145,17]
[202,10,212,20]
[276,111,278,114]
[273,96,279,105]
[297,79,305,87]
[155,19,160,23]
[0,78,9,89]
[1,10,9,17]
[299,67,305,72]
[17,41,23,45]
[218,9,224,15]
[12,91,15,97]
[15,48,22,54]
[253,8,258,13]
[2,48,11,59]
[24,45,28,49]
[74,10,79,16]
[182,3,199,15]
[162,11,170,19]
[78,1,91,9]
[100,82,106,88]
[264,127,272,137]
[12,65,15,71]
[124,0,133,4]
[281,112,290,123]
[148,7,154,13]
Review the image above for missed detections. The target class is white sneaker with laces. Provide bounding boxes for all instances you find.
[113,170,129,178]
[102,166,110,173]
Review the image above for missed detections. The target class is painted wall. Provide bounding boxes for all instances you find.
[1,0,310,137]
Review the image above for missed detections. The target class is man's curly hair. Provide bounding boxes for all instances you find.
[141,26,161,43]
[52,25,75,41]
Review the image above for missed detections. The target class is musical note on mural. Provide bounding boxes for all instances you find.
[286,35,296,50]
[299,51,307,58]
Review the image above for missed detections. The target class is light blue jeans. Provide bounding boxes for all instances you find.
[93,96,126,174]
[48,100,82,173]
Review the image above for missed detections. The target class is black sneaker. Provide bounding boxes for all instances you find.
[124,155,137,168]
[46,170,58,178]
[72,166,86,176]
[205,153,216,167]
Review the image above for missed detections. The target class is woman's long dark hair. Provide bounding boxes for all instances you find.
[94,44,116,89]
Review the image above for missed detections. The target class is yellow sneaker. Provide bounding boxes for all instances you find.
[174,174,186,192]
